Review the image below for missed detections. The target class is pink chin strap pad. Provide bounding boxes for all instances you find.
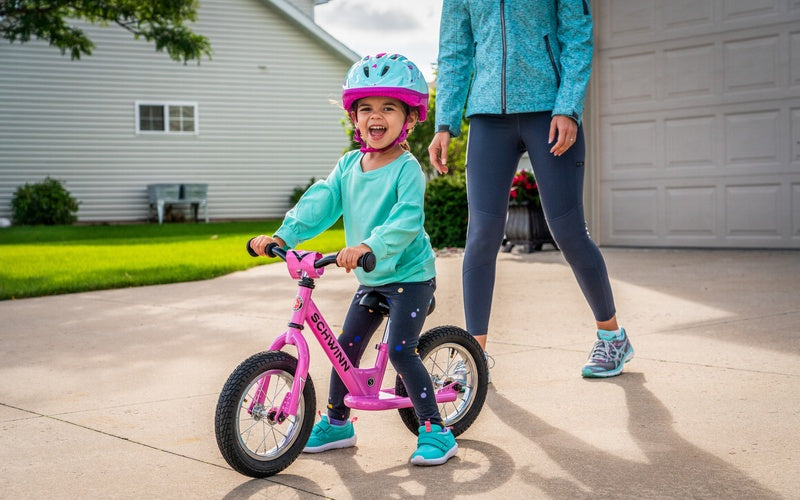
[355,125,409,154]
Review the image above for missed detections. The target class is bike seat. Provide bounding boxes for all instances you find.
[358,291,436,317]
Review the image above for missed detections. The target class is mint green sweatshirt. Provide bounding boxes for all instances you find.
[274,150,436,286]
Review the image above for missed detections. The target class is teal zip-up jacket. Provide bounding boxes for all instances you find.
[274,150,436,287]
[436,0,593,135]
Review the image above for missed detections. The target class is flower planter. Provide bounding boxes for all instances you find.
[502,202,558,253]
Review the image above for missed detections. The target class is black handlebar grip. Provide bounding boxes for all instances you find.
[246,238,259,257]
[358,252,376,273]
[246,239,281,258]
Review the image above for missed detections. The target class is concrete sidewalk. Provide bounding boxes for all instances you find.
[1,248,798,499]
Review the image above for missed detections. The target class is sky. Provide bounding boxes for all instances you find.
[314,0,443,82]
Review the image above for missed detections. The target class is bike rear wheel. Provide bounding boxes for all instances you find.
[215,351,316,477]
[396,325,488,436]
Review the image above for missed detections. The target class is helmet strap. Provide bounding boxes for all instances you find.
[354,123,409,154]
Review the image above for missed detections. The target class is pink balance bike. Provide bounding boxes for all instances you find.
[214,242,488,478]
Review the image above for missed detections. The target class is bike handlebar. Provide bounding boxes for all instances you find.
[246,239,376,273]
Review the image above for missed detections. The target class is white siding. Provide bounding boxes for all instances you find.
[591,0,800,248]
[0,0,358,222]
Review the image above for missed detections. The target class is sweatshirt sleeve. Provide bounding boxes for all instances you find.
[361,161,426,260]
[435,0,474,137]
[553,0,593,123]
[274,165,343,249]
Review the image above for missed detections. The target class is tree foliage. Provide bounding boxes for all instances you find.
[0,0,212,63]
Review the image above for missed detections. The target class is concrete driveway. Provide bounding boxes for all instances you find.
[1,248,798,499]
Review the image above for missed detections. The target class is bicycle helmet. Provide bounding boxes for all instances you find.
[343,53,429,121]
[343,53,429,153]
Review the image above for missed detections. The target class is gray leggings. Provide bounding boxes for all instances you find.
[463,112,616,336]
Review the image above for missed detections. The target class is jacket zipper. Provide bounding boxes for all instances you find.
[500,0,507,114]
[544,34,561,88]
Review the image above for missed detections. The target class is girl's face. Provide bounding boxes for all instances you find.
[353,96,416,151]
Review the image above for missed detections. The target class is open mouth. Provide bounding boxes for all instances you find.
[368,125,387,141]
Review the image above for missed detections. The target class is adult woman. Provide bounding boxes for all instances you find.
[428,0,633,378]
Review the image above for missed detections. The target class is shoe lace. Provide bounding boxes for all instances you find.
[589,339,624,363]
[484,352,496,370]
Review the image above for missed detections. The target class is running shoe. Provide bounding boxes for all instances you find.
[581,328,634,378]
[453,351,494,386]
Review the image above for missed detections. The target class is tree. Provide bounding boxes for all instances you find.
[0,0,212,63]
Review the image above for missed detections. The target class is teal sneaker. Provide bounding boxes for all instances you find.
[410,421,458,466]
[302,415,356,453]
[581,328,634,378]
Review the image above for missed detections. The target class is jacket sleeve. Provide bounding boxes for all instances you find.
[274,165,343,249]
[435,0,473,137]
[553,0,593,123]
[361,162,426,260]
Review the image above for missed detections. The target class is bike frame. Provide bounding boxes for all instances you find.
[249,250,459,421]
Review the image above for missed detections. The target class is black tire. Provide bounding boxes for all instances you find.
[396,325,488,436]
[215,351,316,477]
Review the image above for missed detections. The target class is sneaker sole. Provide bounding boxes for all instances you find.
[581,347,635,378]
[302,435,357,453]
[410,443,458,466]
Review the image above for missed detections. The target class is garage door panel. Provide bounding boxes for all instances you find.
[793,183,800,237]
[664,44,716,99]
[605,120,659,171]
[666,186,717,238]
[723,0,780,21]
[665,116,716,168]
[606,187,660,241]
[723,35,780,93]
[725,184,782,237]
[724,109,781,165]
[793,108,800,162]
[793,33,800,87]
[606,52,657,104]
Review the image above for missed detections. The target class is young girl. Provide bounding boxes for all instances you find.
[249,53,457,466]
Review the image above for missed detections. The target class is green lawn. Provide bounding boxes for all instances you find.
[0,221,345,300]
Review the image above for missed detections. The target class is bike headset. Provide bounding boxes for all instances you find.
[342,53,429,153]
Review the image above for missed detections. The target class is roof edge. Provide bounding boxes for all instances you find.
[263,0,361,64]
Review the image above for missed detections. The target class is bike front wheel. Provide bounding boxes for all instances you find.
[396,325,488,437]
[214,351,316,477]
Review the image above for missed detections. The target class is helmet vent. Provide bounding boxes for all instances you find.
[380,65,390,77]
[363,66,369,77]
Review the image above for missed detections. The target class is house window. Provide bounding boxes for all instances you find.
[135,102,198,134]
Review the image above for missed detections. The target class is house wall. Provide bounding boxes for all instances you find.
[0,0,358,222]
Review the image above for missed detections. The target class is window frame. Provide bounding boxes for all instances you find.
[134,101,199,135]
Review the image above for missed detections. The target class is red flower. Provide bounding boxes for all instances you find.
[509,170,540,206]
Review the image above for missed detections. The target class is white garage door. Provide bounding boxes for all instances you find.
[592,0,800,248]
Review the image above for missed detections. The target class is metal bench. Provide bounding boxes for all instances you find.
[147,183,208,224]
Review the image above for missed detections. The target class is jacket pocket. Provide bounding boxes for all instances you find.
[543,34,561,88]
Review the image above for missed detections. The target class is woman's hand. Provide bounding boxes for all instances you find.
[337,244,372,272]
[428,131,451,174]
[548,115,578,157]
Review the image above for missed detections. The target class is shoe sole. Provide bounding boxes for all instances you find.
[581,347,635,378]
[410,443,458,466]
[302,435,357,453]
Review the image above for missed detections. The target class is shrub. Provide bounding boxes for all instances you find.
[11,176,80,225]
[290,177,317,205]
[424,174,468,248]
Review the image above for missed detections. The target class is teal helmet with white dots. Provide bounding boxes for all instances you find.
[342,53,429,122]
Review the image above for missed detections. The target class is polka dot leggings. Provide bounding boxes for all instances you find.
[326,279,443,427]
